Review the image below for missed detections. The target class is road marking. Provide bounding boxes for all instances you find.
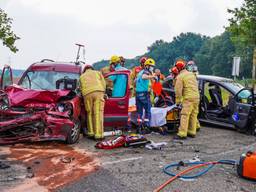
[102,156,143,166]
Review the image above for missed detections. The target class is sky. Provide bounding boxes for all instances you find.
[0,0,243,70]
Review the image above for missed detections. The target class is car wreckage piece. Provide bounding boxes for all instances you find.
[0,85,81,144]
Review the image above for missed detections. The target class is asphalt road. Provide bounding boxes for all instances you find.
[1,125,256,192]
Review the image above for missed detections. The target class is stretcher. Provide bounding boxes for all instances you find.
[129,98,180,127]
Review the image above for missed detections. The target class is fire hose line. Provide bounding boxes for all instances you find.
[153,160,237,192]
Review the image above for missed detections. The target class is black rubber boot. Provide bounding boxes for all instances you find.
[173,135,187,140]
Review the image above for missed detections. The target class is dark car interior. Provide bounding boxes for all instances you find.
[203,82,232,121]
[157,77,175,107]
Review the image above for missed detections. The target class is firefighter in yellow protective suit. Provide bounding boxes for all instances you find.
[174,60,200,139]
[186,60,201,131]
[80,65,106,140]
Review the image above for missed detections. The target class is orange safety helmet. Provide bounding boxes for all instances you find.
[139,56,148,65]
[175,60,186,71]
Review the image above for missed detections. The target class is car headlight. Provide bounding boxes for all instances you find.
[0,95,9,110]
[57,103,73,116]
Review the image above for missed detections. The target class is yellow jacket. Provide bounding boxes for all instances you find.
[174,69,199,104]
[80,69,106,96]
[130,66,143,89]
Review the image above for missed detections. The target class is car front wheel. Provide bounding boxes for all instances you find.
[66,119,81,144]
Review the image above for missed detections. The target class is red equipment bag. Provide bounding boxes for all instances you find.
[95,134,149,149]
[95,135,126,150]
[237,151,256,180]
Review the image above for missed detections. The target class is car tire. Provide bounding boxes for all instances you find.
[66,119,81,144]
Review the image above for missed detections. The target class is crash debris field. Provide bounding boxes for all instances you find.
[1,126,256,192]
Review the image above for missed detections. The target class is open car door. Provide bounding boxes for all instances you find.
[230,88,254,132]
[0,65,13,90]
[104,70,130,128]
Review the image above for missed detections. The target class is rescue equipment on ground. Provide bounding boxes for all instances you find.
[237,151,256,180]
[103,130,122,137]
[124,134,150,147]
[154,159,236,192]
[154,150,256,192]
[95,134,149,149]
[145,141,167,150]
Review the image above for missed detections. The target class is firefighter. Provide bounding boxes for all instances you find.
[174,60,200,139]
[136,58,156,132]
[169,66,179,86]
[108,55,128,97]
[186,60,199,76]
[119,56,125,67]
[130,56,147,96]
[186,60,201,131]
[80,65,106,140]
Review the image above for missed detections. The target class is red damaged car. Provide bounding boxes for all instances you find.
[0,60,130,144]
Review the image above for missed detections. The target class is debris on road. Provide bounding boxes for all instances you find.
[60,156,75,163]
[0,161,10,169]
[145,141,167,150]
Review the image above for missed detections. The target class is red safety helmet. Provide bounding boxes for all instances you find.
[171,66,179,75]
[139,56,148,65]
[84,65,94,72]
[175,60,186,71]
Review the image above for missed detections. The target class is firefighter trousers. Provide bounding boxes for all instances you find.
[177,99,199,137]
[84,91,105,139]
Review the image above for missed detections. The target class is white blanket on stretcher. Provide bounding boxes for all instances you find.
[129,98,176,127]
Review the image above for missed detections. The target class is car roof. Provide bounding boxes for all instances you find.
[197,75,233,83]
[29,61,84,74]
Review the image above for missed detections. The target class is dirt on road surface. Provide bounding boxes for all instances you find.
[1,126,256,192]
[0,143,99,192]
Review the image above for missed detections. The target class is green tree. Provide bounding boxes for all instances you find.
[226,0,256,85]
[195,31,235,77]
[146,33,208,75]
[93,33,209,76]
[0,8,19,52]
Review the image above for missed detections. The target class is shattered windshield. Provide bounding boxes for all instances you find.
[20,71,79,90]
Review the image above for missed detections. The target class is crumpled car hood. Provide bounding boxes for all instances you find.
[4,85,71,108]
